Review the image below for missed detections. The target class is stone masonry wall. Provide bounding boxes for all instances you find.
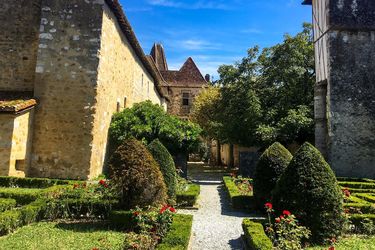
[89,4,163,178]
[0,110,34,177]
[30,0,104,179]
[0,0,42,91]
[327,30,375,178]
[167,86,203,118]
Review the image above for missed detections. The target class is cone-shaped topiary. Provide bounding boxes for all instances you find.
[253,142,292,208]
[148,139,177,201]
[272,142,345,244]
[108,138,167,209]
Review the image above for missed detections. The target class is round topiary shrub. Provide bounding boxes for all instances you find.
[272,142,345,244]
[108,138,167,209]
[147,139,177,201]
[253,142,292,208]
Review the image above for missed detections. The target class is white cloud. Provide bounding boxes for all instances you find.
[179,39,221,50]
[147,0,229,10]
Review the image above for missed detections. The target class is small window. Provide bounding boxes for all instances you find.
[147,82,150,96]
[141,74,144,88]
[182,92,190,106]
[116,101,121,112]
[124,97,127,109]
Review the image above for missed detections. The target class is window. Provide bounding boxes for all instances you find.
[182,92,190,106]
[124,97,127,109]
[141,74,144,88]
[116,101,121,112]
[15,160,26,171]
[147,81,150,96]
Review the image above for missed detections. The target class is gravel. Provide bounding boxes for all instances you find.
[179,170,255,250]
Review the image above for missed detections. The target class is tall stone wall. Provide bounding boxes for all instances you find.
[30,0,104,179]
[0,0,42,91]
[90,4,163,178]
[327,30,375,178]
[310,0,375,178]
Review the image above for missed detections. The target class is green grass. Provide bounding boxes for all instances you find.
[0,221,124,250]
[157,214,193,250]
[307,235,375,250]
[176,184,200,207]
[0,187,43,204]
[223,176,254,210]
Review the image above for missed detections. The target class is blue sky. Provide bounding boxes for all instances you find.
[121,0,312,79]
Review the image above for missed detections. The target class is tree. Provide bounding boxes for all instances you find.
[109,101,202,155]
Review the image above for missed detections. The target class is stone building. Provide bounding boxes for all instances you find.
[150,43,208,119]
[0,0,168,179]
[303,0,375,178]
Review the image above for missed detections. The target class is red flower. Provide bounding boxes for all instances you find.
[73,183,79,189]
[133,211,140,217]
[328,247,335,250]
[160,205,169,214]
[265,203,273,210]
[283,210,291,216]
[343,189,351,197]
[169,207,176,213]
[99,179,108,188]
[92,248,99,250]
[275,217,281,223]
[280,215,284,220]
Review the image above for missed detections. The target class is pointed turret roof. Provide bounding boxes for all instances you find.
[150,43,168,72]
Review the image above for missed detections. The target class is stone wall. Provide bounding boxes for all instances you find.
[30,0,104,179]
[90,4,163,178]
[166,86,203,118]
[0,0,42,91]
[0,110,34,177]
[327,30,375,178]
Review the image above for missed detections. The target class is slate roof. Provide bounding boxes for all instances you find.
[0,91,36,113]
[150,44,207,86]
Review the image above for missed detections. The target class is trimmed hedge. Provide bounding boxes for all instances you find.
[349,214,375,228]
[0,176,73,188]
[0,198,47,236]
[242,219,273,250]
[157,214,193,250]
[339,182,375,189]
[272,142,345,243]
[176,184,200,207]
[337,177,375,183]
[0,198,16,213]
[253,142,292,208]
[354,194,375,203]
[344,203,375,214]
[109,210,135,229]
[109,138,167,209]
[148,139,178,200]
[223,176,254,210]
[0,188,43,205]
[341,187,375,194]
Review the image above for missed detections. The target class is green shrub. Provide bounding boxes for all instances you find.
[109,138,167,210]
[0,187,43,204]
[339,182,375,189]
[148,139,177,201]
[157,214,193,250]
[253,142,292,208]
[223,177,254,210]
[0,176,72,188]
[354,194,375,203]
[242,219,273,250]
[176,184,200,207]
[272,142,345,244]
[0,198,16,212]
[109,210,135,229]
[0,198,48,236]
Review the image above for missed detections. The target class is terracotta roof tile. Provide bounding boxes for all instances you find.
[0,91,36,113]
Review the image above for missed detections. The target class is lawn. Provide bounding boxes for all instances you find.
[307,235,375,250]
[0,221,124,250]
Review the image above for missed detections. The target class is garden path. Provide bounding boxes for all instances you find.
[179,165,259,250]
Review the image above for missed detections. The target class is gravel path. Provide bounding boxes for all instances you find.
[179,167,254,250]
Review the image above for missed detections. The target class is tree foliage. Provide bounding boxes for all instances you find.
[193,24,315,147]
[109,101,202,154]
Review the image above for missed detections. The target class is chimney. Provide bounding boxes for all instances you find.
[205,74,210,82]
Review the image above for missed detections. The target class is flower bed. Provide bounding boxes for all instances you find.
[223,176,254,210]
